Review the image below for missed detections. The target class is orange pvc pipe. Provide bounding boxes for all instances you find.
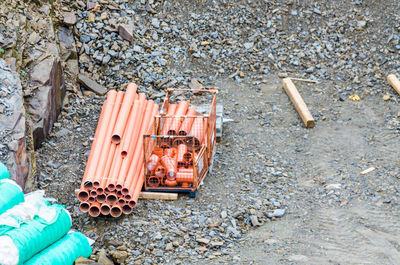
[89,201,101,217]
[100,203,111,215]
[178,168,194,173]
[112,83,137,144]
[188,117,205,151]
[110,204,122,217]
[79,202,90,213]
[176,171,194,183]
[100,142,117,190]
[160,104,177,135]
[88,196,95,203]
[168,101,189,135]
[118,198,126,207]
[120,101,156,193]
[93,91,124,188]
[176,144,187,168]
[85,90,117,186]
[122,204,133,215]
[138,92,147,101]
[97,193,106,203]
[78,188,89,202]
[106,192,118,204]
[122,147,143,195]
[107,144,123,191]
[127,164,144,201]
[176,171,194,188]
[117,101,152,190]
[81,102,106,190]
[131,166,145,207]
[178,108,197,135]
[120,99,145,158]
[117,99,151,189]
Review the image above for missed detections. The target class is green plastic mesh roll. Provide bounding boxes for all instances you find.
[0,179,24,216]
[24,232,92,265]
[0,162,10,180]
[1,204,72,264]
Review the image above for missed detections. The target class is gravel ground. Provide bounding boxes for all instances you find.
[35,0,400,264]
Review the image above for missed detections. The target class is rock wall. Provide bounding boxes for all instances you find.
[0,0,72,189]
[0,60,31,189]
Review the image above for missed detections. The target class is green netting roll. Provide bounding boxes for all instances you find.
[2,204,72,264]
[0,179,24,216]
[24,232,92,265]
[0,162,10,180]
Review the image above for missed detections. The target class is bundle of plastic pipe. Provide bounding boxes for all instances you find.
[145,101,205,188]
[24,232,92,265]
[77,83,159,217]
[0,179,24,216]
[0,189,91,265]
[0,162,10,180]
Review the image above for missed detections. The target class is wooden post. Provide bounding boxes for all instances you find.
[387,74,400,95]
[139,192,178,200]
[282,78,315,128]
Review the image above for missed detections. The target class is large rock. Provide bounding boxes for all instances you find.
[27,44,66,149]
[0,59,31,189]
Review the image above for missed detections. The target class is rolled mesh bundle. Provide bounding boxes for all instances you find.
[0,204,72,265]
[0,179,24,216]
[24,231,92,265]
[0,162,10,180]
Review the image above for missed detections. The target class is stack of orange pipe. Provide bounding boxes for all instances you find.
[77,83,159,217]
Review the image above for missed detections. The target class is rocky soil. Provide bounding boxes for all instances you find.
[4,0,400,264]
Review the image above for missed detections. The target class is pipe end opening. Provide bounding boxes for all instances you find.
[111,135,121,144]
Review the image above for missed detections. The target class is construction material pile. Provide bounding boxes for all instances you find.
[0,163,92,265]
[143,89,217,196]
[77,83,159,217]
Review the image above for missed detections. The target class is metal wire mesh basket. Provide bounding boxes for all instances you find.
[142,88,217,194]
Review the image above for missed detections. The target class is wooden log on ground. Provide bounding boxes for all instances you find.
[282,78,315,128]
[139,192,178,200]
[387,74,400,95]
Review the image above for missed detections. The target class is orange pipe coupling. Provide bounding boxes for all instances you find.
[164,148,176,158]
[155,164,166,178]
[176,144,188,168]
[146,154,160,172]
[147,175,160,187]
[161,155,177,178]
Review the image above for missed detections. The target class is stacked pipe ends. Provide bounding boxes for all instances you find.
[77,83,159,217]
